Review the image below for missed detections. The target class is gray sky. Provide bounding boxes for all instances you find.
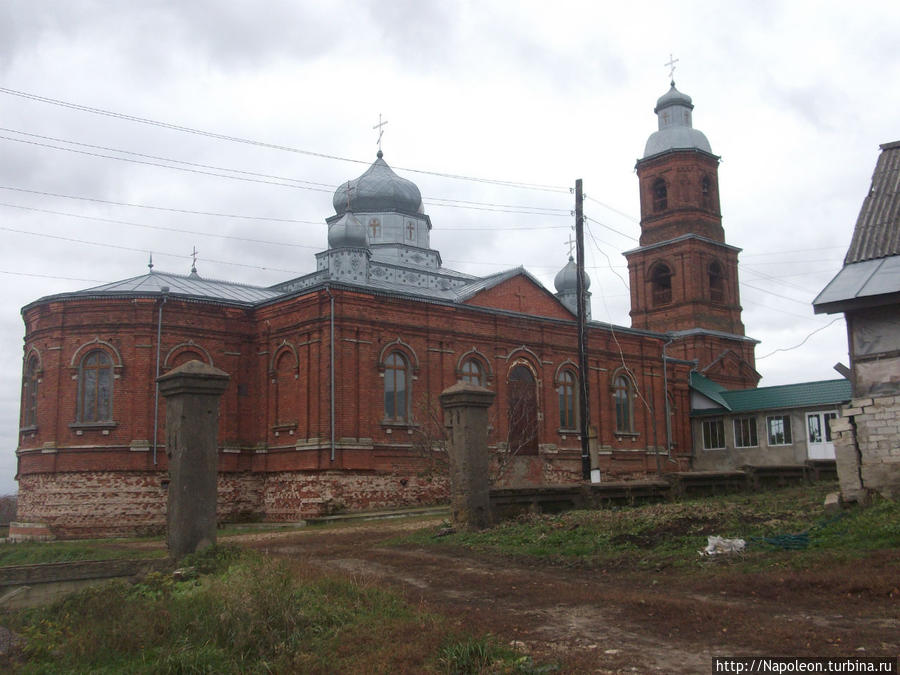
[1,1,898,495]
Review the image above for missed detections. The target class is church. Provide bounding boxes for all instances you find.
[14,82,759,538]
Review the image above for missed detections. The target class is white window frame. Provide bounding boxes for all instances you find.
[766,414,792,446]
[701,418,725,450]
[733,416,758,448]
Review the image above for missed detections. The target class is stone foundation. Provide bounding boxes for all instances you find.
[15,469,450,538]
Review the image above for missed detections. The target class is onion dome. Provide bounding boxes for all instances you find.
[643,81,712,158]
[333,151,423,217]
[554,256,591,293]
[327,211,368,248]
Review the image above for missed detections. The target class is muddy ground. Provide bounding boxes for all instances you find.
[231,519,899,674]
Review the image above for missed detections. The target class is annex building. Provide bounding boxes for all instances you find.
[15,83,760,537]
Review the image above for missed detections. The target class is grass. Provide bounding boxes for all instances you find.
[1,545,552,674]
[397,483,900,571]
[0,540,165,567]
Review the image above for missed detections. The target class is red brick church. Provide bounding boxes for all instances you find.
[15,82,759,537]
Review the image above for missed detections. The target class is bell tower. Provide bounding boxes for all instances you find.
[624,81,759,389]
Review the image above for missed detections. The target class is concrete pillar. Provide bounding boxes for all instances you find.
[439,381,496,530]
[158,360,230,559]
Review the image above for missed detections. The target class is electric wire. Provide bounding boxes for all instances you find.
[0,202,321,250]
[0,86,570,193]
[755,318,844,360]
[0,131,572,217]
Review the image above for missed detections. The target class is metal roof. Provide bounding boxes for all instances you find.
[814,141,900,313]
[26,270,281,308]
[691,373,851,416]
[845,141,900,264]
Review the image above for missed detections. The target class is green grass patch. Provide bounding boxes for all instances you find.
[1,545,550,673]
[397,484,900,570]
[0,540,166,567]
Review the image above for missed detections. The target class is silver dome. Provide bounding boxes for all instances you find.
[554,256,591,293]
[327,211,368,249]
[643,82,712,158]
[333,151,423,217]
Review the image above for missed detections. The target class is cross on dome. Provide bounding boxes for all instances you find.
[665,53,679,82]
[373,113,388,154]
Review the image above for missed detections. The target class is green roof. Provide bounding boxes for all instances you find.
[691,373,851,416]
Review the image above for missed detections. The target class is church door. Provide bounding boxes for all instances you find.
[508,365,538,456]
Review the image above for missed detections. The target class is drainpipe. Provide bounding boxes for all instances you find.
[152,286,169,465]
[325,286,335,462]
[662,333,675,461]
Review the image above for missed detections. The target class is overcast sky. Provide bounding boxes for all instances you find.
[0,1,897,495]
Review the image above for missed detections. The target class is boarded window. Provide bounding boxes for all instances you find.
[652,178,667,211]
[614,375,633,433]
[79,350,113,423]
[461,358,485,387]
[557,369,577,430]
[508,365,538,455]
[22,355,39,428]
[384,352,409,422]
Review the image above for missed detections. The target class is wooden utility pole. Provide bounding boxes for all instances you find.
[575,179,591,480]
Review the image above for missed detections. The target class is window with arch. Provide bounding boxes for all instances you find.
[384,351,410,422]
[650,263,672,306]
[169,350,205,369]
[508,364,538,455]
[701,174,713,210]
[78,349,114,423]
[460,357,485,387]
[708,261,724,302]
[652,178,667,211]
[273,350,298,426]
[557,369,577,430]
[613,374,634,434]
[22,354,39,428]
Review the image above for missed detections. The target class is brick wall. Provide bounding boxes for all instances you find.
[830,395,900,501]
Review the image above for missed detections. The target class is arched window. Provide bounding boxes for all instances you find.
[384,352,410,422]
[274,350,298,426]
[22,354,39,428]
[708,261,724,302]
[650,263,672,306]
[614,374,634,434]
[557,369,577,430]
[652,178,667,211]
[701,174,713,210]
[78,349,113,423]
[460,358,485,387]
[170,350,204,369]
[508,364,538,455]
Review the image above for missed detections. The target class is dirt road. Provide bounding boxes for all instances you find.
[236,519,899,674]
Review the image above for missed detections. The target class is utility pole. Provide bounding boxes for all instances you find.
[575,179,591,480]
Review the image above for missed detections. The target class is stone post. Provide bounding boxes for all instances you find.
[439,381,496,530]
[158,360,230,559]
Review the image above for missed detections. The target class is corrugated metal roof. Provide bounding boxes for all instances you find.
[845,141,900,264]
[691,374,851,416]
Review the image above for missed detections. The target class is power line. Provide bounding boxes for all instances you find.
[0,184,321,224]
[0,86,570,193]
[756,318,844,360]
[0,269,105,283]
[0,202,321,250]
[0,131,572,217]
[584,215,639,242]
[0,224,305,275]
